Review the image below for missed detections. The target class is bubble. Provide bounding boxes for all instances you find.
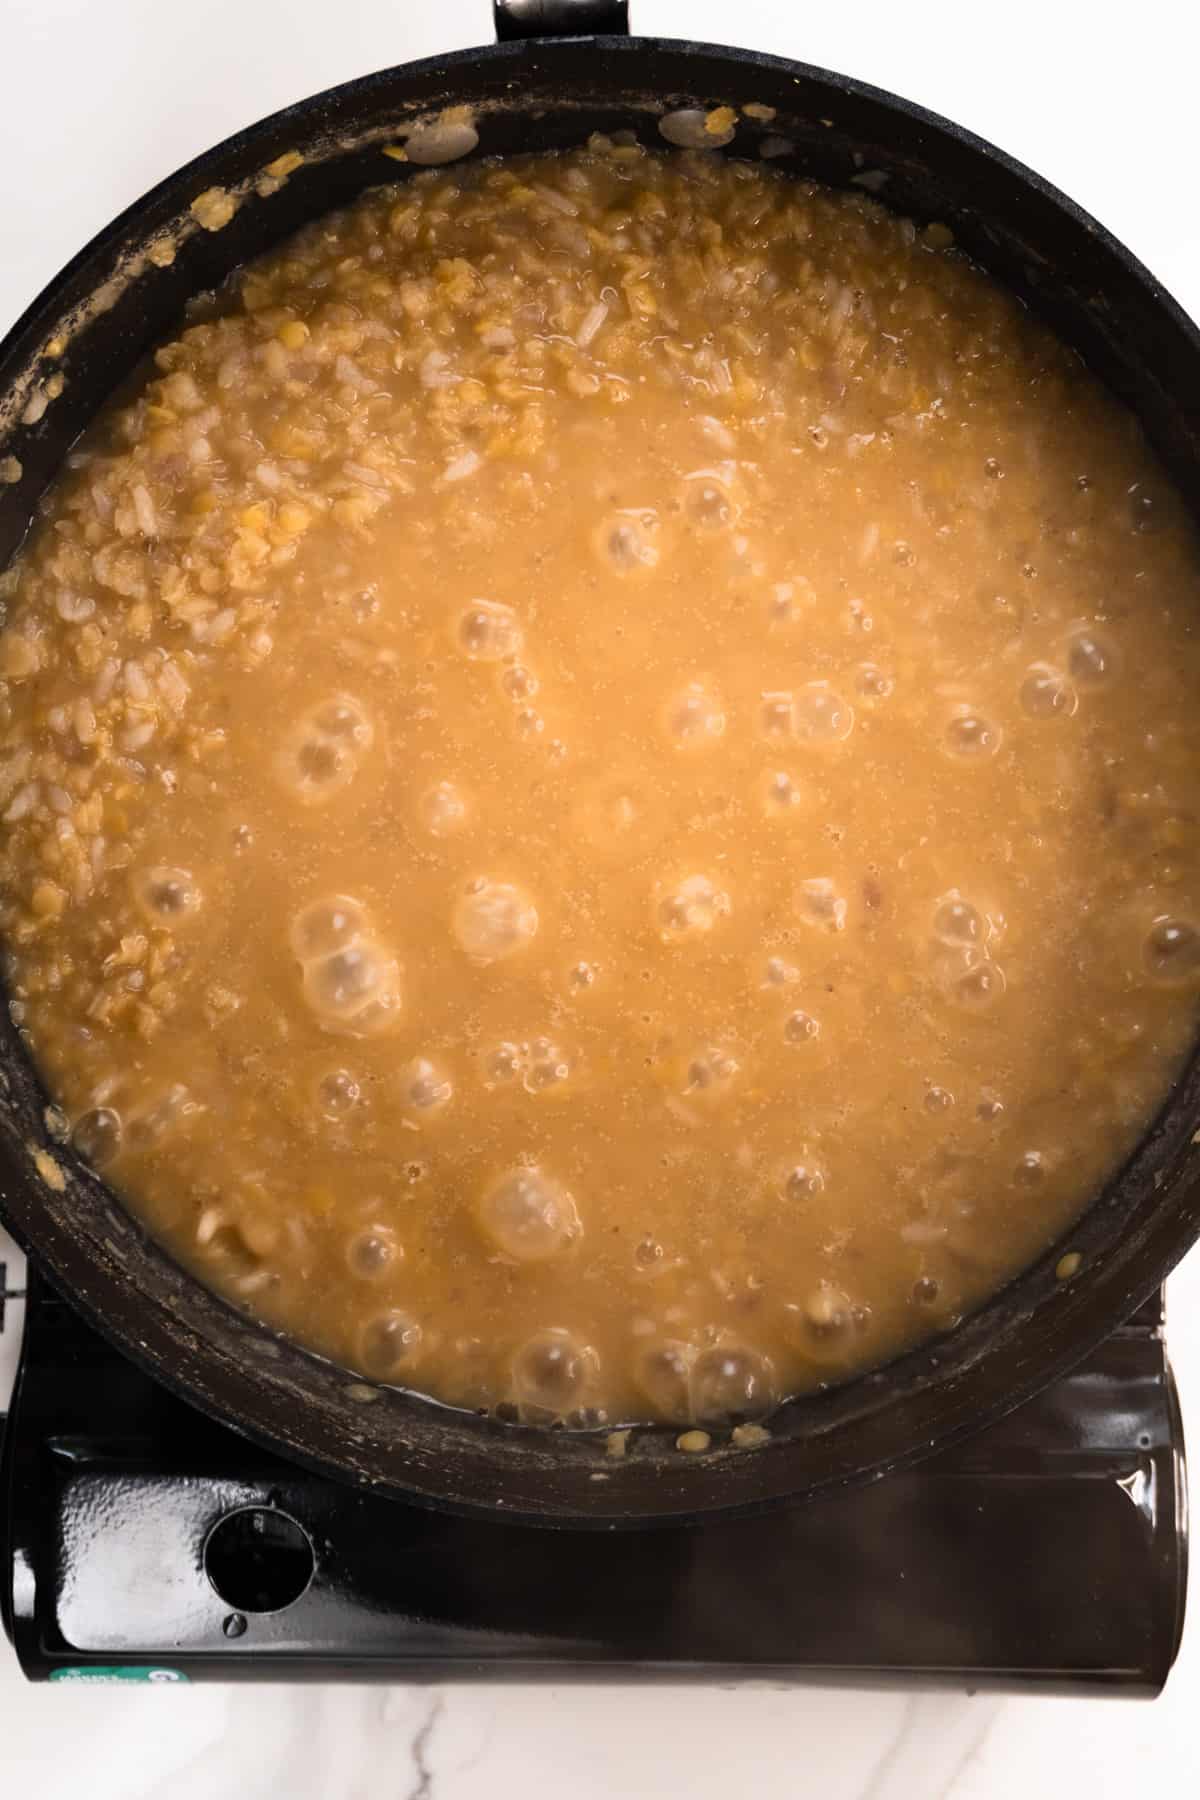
[659,107,736,149]
[453,879,538,963]
[686,1046,740,1095]
[458,599,522,662]
[636,1341,694,1419]
[568,960,597,991]
[691,1345,774,1424]
[512,1329,593,1417]
[1015,1151,1045,1186]
[945,712,1001,757]
[684,476,735,529]
[1129,488,1160,533]
[1144,917,1200,984]
[1067,629,1117,687]
[401,1056,453,1111]
[477,1167,579,1262]
[761,692,796,737]
[72,1106,122,1167]
[855,662,893,699]
[933,894,984,947]
[802,1283,850,1337]
[912,1275,941,1304]
[665,680,726,747]
[657,873,731,940]
[784,1010,821,1045]
[925,1085,954,1113]
[601,516,659,572]
[304,942,384,1016]
[302,940,402,1033]
[358,1310,422,1378]
[289,894,366,960]
[346,1227,399,1280]
[484,1042,524,1085]
[502,664,538,701]
[418,779,468,837]
[523,1037,573,1094]
[316,1069,361,1118]
[403,119,479,165]
[793,682,853,744]
[977,1092,1004,1121]
[334,987,404,1037]
[951,960,1006,1009]
[1019,662,1077,719]
[764,956,799,987]
[984,457,1004,480]
[125,1084,197,1152]
[785,1162,826,1200]
[276,732,354,803]
[764,770,802,812]
[134,865,201,922]
[311,695,373,748]
[798,877,847,932]
[275,693,374,804]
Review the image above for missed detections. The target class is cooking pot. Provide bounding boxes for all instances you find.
[2,0,1199,1525]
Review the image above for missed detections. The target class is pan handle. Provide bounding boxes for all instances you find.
[494,0,630,39]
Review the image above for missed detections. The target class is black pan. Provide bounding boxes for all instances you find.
[2,1,1200,1524]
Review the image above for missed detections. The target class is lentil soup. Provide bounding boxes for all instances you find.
[2,143,1199,1430]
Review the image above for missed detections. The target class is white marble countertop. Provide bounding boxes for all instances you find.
[3,0,1200,1790]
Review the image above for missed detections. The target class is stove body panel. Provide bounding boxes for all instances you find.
[1,1273,1187,1691]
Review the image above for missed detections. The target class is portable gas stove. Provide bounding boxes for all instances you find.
[0,1232,1186,1692]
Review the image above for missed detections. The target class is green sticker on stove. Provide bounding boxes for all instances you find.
[49,1666,188,1684]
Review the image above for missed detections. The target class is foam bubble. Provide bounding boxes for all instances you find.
[72,1106,122,1167]
[665,680,726,747]
[302,940,402,1033]
[797,877,847,931]
[686,1046,741,1095]
[945,711,1001,757]
[512,1329,594,1417]
[316,1069,362,1118]
[1067,628,1117,687]
[401,1056,454,1111]
[951,960,1006,1009]
[691,1344,774,1424]
[453,879,538,963]
[346,1227,399,1280]
[785,1162,826,1200]
[1020,662,1077,719]
[458,600,522,662]
[598,514,659,573]
[522,1037,573,1094]
[684,475,735,529]
[358,1310,422,1378]
[289,894,367,961]
[477,1166,579,1262]
[657,873,731,940]
[311,695,373,748]
[933,893,984,947]
[133,866,201,923]
[418,780,469,837]
[1144,917,1200,984]
[784,1010,821,1045]
[635,1341,694,1419]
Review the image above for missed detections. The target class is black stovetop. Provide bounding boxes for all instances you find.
[0,1267,1187,1691]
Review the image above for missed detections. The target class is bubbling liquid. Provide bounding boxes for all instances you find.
[3,143,1200,1430]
